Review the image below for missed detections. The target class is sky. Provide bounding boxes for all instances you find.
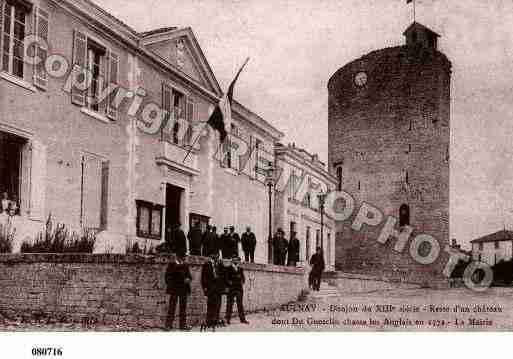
[93,0,513,248]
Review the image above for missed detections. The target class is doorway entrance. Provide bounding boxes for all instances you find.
[165,183,183,242]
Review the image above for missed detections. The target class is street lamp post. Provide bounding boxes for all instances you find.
[317,192,327,252]
[265,164,275,264]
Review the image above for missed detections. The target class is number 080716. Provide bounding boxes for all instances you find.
[31,348,63,356]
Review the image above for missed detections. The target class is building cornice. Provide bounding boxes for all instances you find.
[275,147,337,185]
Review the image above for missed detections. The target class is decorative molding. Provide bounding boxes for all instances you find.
[0,71,37,93]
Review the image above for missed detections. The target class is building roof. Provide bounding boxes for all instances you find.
[470,230,513,244]
[403,22,441,38]
[139,27,179,38]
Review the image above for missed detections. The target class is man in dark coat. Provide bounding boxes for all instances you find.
[201,253,224,327]
[170,223,187,256]
[287,231,300,266]
[309,246,325,291]
[228,226,240,258]
[220,227,231,259]
[273,228,288,265]
[225,256,249,325]
[241,226,257,263]
[187,221,203,256]
[165,253,192,330]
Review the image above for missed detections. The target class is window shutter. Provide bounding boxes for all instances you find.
[0,0,4,71]
[29,140,47,221]
[185,98,195,146]
[99,160,109,230]
[106,50,119,120]
[33,7,49,90]
[71,30,87,106]
[187,99,194,122]
[161,83,172,141]
[248,135,255,179]
[82,154,102,229]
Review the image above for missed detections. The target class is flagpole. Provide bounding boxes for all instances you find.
[413,0,416,22]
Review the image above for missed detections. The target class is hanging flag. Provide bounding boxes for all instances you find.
[207,58,250,142]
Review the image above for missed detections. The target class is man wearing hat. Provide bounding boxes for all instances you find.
[225,256,249,325]
[220,227,231,259]
[201,252,224,328]
[309,246,325,291]
[273,228,288,265]
[228,226,240,258]
[241,226,257,263]
[165,252,192,330]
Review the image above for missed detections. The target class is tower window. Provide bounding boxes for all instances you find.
[336,166,343,191]
[399,204,410,227]
[405,171,409,184]
[357,180,361,191]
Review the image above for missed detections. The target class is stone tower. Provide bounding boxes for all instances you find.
[328,22,451,284]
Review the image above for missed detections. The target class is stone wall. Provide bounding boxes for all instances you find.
[0,254,306,329]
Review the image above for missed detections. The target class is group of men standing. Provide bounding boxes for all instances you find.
[167,222,257,263]
[164,252,249,331]
[272,228,300,266]
[162,222,326,330]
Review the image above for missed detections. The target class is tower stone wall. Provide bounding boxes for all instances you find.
[328,24,451,284]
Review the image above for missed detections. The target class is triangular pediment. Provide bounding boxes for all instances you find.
[140,27,221,95]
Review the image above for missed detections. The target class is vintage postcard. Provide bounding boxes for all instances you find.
[0,0,512,343]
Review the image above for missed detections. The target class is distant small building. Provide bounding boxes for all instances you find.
[470,230,513,266]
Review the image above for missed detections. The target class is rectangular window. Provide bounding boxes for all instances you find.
[495,241,500,249]
[71,30,118,118]
[479,243,483,251]
[0,131,26,213]
[254,138,262,177]
[172,88,186,121]
[2,1,28,79]
[86,40,106,112]
[136,200,163,239]
[189,213,210,232]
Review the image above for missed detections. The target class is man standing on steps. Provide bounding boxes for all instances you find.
[309,247,325,291]
[165,252,192,331]
[225,256,249,325]
[241,226,256,263]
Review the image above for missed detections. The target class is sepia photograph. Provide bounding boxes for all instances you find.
[0,0,513,350]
